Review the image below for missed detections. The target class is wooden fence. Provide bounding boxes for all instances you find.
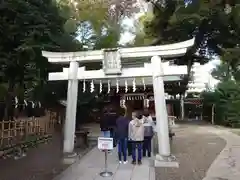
[0,111,57,159]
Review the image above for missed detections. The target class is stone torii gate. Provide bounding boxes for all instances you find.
[42,38,194,166]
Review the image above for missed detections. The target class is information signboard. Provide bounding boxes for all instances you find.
[98,137,113,150]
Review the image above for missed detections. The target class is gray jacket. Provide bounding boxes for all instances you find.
[128,118,144,141]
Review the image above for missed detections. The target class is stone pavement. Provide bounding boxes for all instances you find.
[54,147,155,180]
[202,126,240,180]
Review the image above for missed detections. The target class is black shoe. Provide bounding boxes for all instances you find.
[138,160,142,165]
[148,153,151,157]
[131,161,136,165]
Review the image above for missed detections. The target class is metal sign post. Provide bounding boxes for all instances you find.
[98,137,113,177]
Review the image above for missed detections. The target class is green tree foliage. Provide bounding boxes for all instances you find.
[141,0,240,70]
[202,80,240,128]
[133,13,155,46]
[0,0,82,119]
[57,0,138,48]
[211,62,231,81]
[0,0,80,90]
[202,52,240,128]
[143,0,240,127]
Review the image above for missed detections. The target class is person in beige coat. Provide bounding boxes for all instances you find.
[128,111,144,165]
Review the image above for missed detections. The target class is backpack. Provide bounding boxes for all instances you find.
[143,117,154,137]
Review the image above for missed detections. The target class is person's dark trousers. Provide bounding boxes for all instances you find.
[118,138,127,161]
[143,136,152,157]
[132,141,143,162]
[128,140,132,156]
[110,128,116,147]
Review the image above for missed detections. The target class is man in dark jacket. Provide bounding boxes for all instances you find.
[115,108,129,164]
[100,108,111,137]
[108,107,118,147]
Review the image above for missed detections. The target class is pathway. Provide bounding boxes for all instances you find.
[54,147,155,180]
[155,123,240,180]
[202,126,240,180]
[155,124,226,180]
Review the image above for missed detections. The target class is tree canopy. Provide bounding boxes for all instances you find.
[137,0,240,71]
[0,0,139,113]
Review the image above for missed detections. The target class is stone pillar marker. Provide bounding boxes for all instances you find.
[180,95,185,120]
[63,61,79,155]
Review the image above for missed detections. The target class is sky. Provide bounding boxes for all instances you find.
[119,18,136,45]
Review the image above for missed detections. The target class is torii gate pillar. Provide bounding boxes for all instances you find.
[64,61,79,155]
[151,56,171,157]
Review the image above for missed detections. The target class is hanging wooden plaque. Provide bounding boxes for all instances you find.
[102,48,122,75]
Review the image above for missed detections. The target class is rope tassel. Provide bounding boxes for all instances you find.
[125,80,128,93]
[83,79,86,92]
[90,80,94,93]
[116,79,119,93]
[99,80,102,93]
[132,78,136,92]
[107,80,111,94]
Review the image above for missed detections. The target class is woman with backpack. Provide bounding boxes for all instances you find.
[142,110,155,157]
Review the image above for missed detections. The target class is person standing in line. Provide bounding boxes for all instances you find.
[142,110,155,157]
[127,117,132,156]
[100,107,111,138]
[124,108,132,156]
[129,111,144,165]
[115,108,130,164]
[108,107,118,147]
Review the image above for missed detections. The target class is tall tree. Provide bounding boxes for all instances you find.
[0,0,80,119]
[141,0,240,72]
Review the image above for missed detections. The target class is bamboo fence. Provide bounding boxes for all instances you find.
[0,111,57,158]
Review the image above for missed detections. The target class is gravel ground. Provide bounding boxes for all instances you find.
[0,132,96,180]
[155,124,226,180]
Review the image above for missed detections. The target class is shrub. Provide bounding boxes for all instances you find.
[202,80,240,128]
